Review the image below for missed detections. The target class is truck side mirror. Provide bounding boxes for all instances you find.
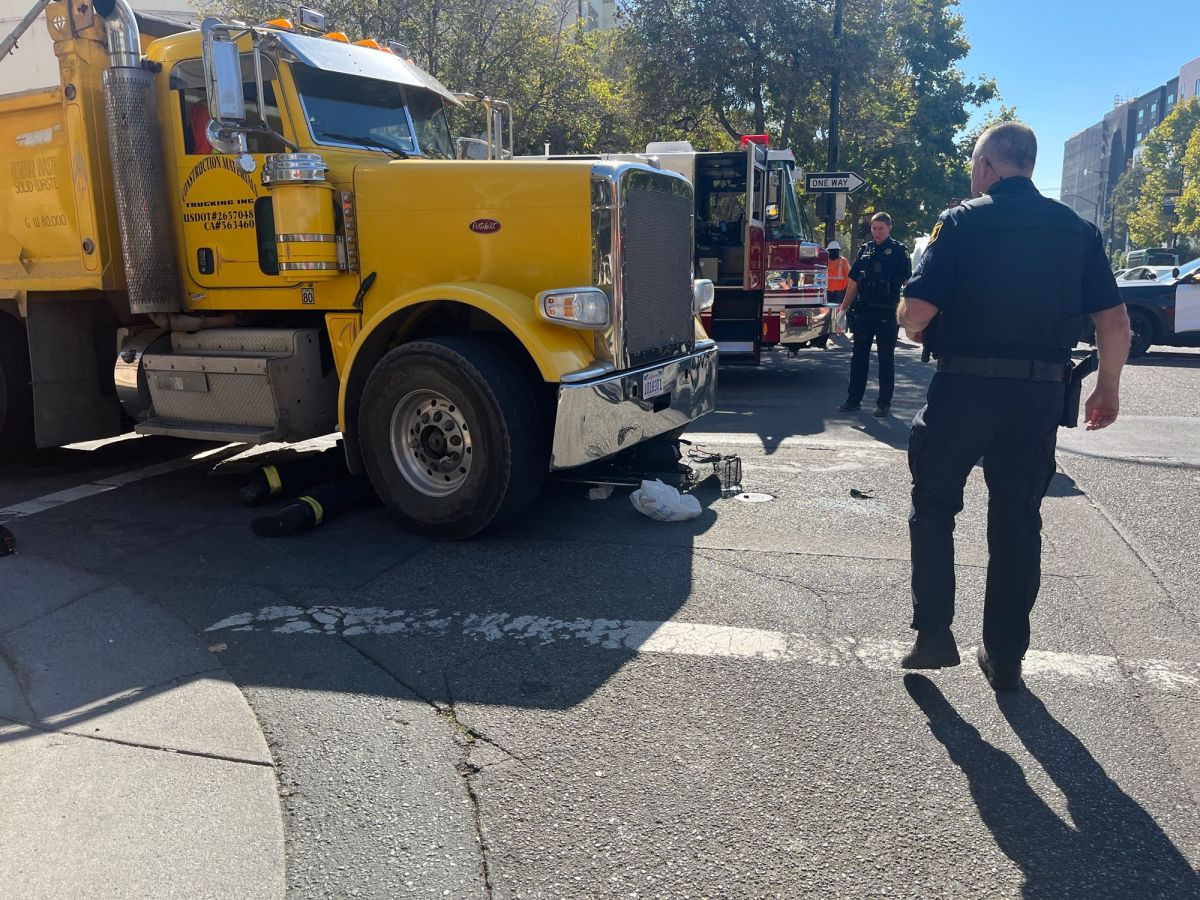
[203,21,245,121]
[201,17,248,153]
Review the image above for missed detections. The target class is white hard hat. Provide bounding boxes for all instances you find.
[827,240,841,250]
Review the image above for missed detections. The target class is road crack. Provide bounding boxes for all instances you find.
[0,714,275,767]
[334,634,534,898]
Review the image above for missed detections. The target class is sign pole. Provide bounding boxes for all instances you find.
[825,0,845,245]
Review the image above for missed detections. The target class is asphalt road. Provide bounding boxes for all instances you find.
[3,339,1199,899]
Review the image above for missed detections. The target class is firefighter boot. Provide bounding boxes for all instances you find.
[251,497,320,537]
[900,628,961,669]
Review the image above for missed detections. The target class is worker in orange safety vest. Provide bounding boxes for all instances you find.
[826,240,851,305]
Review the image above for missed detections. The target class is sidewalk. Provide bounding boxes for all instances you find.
[0,553,284,900]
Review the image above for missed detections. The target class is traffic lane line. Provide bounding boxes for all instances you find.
[205,605,1200,696]
[0,443,242,519]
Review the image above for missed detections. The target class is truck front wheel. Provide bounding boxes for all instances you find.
[0,315,34,455]
[359,336,547,539]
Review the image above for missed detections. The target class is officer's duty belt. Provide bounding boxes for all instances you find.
[936,357,1070,383]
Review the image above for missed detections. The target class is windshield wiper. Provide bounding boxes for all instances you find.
[316,130,409,159]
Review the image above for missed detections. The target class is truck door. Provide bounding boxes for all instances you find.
[693,146,768,362]
[169,56,291,289]
[743,141,767,292]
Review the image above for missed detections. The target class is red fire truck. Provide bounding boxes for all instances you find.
[643,136,829,364]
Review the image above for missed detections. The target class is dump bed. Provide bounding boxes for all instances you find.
[0,38,122,293]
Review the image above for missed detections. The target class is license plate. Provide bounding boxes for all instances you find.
[642,368,665,399]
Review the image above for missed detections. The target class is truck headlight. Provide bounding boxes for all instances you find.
[797,244,819,259]
[693,278,715,313]
[537,287,611,329]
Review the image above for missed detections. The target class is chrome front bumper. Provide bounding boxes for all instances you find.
[550,346,719,470]
[781,304,835,345]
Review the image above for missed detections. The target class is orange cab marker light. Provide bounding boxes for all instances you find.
[263,18,293,29]
[355,39,384,50]
[323,31,350,42]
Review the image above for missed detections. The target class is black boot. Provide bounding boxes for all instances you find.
[976,646,1022,691]
[900,628,961,669]
[251,498,319,537]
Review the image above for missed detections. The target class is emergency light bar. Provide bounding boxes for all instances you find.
[740,134,770,147]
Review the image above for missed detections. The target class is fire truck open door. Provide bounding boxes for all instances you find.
[695,142,768,362]
[743,141,767,293]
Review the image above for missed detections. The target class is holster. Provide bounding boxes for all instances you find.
[1060,352,1099,428]
[845,300,859,333]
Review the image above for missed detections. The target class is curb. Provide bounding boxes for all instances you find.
[0,555,285,899]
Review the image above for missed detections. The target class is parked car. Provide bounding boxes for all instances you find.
[1112,268,1128,279]
[1082,256,1200,357]
[1116,265,1175,282]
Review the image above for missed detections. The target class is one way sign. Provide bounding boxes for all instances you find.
[805,172,866,193]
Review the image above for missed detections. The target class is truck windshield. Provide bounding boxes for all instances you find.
[293,64,454,159]
[766,162,812,242]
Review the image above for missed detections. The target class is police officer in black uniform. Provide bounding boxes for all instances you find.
[838,212,912,417]
[896,122,1130,690]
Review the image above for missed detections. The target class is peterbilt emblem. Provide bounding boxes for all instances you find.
[469,218,502,234]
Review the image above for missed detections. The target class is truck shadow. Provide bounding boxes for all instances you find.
[0,452,722,721]
[904,675,1200,899]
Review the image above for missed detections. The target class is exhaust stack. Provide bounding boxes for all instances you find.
[95,0,181,314]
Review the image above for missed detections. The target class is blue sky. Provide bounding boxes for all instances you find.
[956,0,1200,198]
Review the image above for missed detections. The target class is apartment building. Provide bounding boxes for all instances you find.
[1060,55,1199,235]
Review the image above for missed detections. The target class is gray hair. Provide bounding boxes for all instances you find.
[977,121,1037,172]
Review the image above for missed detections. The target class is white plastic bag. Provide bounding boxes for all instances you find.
[629,479,702,522]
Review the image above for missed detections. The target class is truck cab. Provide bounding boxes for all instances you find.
[0,1,717,537]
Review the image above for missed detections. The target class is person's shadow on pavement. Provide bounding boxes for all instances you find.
[904,674,1200,899]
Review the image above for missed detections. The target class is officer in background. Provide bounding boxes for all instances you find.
[838,212,912,417]
[896,121,1129,691]
[826,240,850,306]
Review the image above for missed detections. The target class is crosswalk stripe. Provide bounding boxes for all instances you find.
[205,606,1200,695]
[0,444,241,519]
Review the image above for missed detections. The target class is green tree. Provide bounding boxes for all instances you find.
[1107,163,1147,255]
[824,0,997,243]
[1174,116,1200,241]
[1125,98,1200,248]
[619,0,996,243]
[214,0,623,154]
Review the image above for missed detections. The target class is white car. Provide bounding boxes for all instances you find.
[1117,265,1174,282]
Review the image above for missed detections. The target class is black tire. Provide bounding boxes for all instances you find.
[0,314,35,456]
[812,335,830,349]
[359,335,546,539]
[1128,308,1155,359]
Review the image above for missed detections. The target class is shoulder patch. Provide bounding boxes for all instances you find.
[928,221,943,245]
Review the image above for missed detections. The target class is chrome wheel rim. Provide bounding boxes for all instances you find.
[388,390,473,497]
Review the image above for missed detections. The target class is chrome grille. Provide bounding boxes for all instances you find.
[621,178,694,367]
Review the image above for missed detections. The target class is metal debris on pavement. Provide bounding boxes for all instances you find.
[686,445,743,497]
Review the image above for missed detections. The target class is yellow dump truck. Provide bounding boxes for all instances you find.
[0,1,717,537]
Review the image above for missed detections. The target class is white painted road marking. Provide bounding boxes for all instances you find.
[206,606,1200,695]
[0,444,242,519]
